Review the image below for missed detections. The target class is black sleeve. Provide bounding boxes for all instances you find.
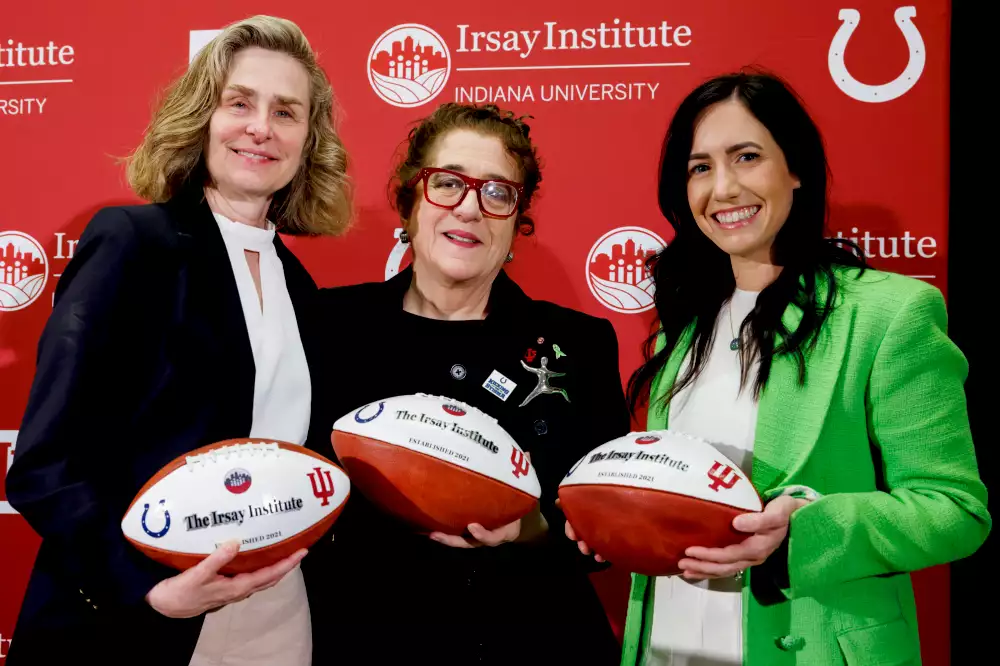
[541,317,631,574]
[6,207,170,609]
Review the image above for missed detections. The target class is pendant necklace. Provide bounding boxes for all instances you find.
[728,302,740,351]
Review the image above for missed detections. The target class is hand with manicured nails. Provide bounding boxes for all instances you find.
[145,539,307,618]
[429,451,548,549]
[679,496,807,580]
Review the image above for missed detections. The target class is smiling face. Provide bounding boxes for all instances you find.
[686,99,801,263]
[204,47,311,201]
[407,129,521,285]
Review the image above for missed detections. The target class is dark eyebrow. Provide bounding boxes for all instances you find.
[225,84,305,107]
[440,164,509,181]
[689,141,764,161]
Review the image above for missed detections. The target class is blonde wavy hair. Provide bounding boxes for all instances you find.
[125,15,351,236]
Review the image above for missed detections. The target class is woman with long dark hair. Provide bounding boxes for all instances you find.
[566,71,990,665]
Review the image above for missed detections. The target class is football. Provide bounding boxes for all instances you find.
[331,393,541,535]
[122,439,350,574]
[558,430,762,576]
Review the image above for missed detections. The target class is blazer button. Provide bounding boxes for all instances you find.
[534,419,548,435]
[776,635,805,651]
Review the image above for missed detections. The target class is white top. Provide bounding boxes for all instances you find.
[643,288,760,666]
[212,212,311,445]
[189,214,314,666]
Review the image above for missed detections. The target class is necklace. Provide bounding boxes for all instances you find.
[728,302,740,351]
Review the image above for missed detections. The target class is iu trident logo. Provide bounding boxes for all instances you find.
[308,467,336,506]
[510,449,530,479]
[707,462,740,492]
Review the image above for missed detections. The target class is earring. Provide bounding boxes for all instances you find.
[505,251,514,263]
[399,229,410,244]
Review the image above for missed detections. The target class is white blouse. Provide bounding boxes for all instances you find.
[212,212,311,445]
[188,213,313,666]
[644,288,760,666]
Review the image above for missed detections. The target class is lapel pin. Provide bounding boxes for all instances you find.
[552,344,566,359]
[519,356,570,407]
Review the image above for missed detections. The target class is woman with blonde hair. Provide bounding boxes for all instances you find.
[5,15,350,666]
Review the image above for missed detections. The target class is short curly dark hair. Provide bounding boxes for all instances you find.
[391,103,542,236]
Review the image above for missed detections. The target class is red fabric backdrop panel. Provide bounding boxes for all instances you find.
[0,1,950,663]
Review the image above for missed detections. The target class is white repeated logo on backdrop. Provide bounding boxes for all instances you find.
[1,430,18,515]
[368,24,451,108]
[586,226,666,314]
[189,30,223,64]
[828,6,925,103]
[0,38,74,118]
[385,228,412,280]
[368,18,694,108]
[0,232,49,312]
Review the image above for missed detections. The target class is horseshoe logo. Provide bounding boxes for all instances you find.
[829,6,925,103]
[384,227,411,281]
[141,500,171,538]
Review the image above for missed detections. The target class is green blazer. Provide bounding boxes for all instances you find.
[620,268,990,666]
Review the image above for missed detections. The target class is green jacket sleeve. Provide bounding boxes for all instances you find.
[781,283,990,596]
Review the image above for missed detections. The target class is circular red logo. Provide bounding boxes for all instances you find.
[0,231,49,312]
[635,435,661,445]
[442,404,466,416]
[224,468,252,494]
[368,24,451,108]
[586,227,667,315]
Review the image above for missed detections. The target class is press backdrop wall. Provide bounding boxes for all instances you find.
[0,0,951,661]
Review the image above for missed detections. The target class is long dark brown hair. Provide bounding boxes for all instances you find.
[626,71,868,415]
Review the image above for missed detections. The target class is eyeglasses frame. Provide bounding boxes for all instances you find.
[407,167,525,219]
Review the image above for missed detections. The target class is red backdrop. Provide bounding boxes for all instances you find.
[0,1,951,662]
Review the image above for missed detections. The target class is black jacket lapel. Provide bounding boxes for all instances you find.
[167,189,255,438]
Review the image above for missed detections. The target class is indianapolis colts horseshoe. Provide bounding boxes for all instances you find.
[828,6,926,103]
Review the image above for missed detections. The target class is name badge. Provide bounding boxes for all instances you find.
[483,370,517,402]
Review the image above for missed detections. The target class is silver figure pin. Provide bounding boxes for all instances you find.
[519,356,569,407]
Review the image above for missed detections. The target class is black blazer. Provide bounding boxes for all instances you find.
[5,188,326,666]
[304,267,631,666]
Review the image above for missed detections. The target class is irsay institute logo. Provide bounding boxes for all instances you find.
[224,468,252,495]
[586,226,666,314]
[368,24,451,108]
[0,231,49,312]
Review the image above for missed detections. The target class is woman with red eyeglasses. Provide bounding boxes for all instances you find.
[302,103,628,665]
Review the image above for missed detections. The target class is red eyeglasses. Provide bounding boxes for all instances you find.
[407,167,524,219]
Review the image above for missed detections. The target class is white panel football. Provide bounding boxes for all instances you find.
[333,393,541,498]
[122,440,350,556]
[560,430,761,511]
